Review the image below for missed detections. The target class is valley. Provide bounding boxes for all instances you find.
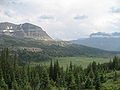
[0,48,120,90]
[0,23,120,90]
[30,57,110,68]
[0,0,120,89]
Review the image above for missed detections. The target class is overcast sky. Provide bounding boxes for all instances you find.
[0,0,120,40]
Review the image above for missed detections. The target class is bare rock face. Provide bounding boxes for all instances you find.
[0,22,53,41]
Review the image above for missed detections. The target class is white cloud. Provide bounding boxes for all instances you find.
[0,0,120,40]
[74,15,88,20]
[111,7,120,13]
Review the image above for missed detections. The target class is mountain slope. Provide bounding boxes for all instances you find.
[0,22,52,41]
[72,38,120,51]
[0,35,118,58]
[72,32,120,51]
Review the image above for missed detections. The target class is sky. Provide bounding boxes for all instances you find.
[0,0,120,40]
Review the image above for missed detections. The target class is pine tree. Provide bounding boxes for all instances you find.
[56,72,66,88]
[40,68,51,89]
[34,73,40,89]
[69,61,73,71]
[94,72,101,90]
[75,74,82,90]
[85,76,93,89]
[113,70,117,81]
[92,61,97,73]
[89,66,94,79]
[100,73,106,83]
[12,80,19,90]
[53,60,60,81]
[0,77,8,90]
[13,53,18,71]
[20,66,28,88]
[49,60,54,80]
[24,82,32,90]
[0,69,3,81]
[67,71,76,90]
[27,65,31,82]
[113,56,120,70]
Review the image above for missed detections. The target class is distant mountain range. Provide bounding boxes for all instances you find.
[72,32,120,51]
[0,22,52,41]
[0,22,119,57]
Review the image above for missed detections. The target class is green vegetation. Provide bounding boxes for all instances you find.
[0,48,120,90]
[55,57,110,68]
[0,35,118,58]
[30,57,110,68]
[17,50,52,62]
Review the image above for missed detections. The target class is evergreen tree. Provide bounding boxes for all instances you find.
[113,70,117,81]
[94,72,101,90]
[12,80,19,90]
[67,71,76,90]
[89,66,95,79]
[53,60,60,81]
[85,76,93,89]
[0,77,8,90]
[40,68,51,89]
[113,56,120,70]
[34,73,40,89]
[75,74,82,90]
[92,61,97,73]
[100,73,106,83]
[69,61,73,71]
[56,73,66,88]
[49,60,54,80]
[24,82,32,90]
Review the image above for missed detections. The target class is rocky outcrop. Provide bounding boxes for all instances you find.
[0,22,53,41]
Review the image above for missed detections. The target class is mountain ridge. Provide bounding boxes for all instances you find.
[72,32,120,51]
[0,22,52,41]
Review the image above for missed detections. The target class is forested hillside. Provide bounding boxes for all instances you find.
[0,35,118,59]
[0,48,120,90]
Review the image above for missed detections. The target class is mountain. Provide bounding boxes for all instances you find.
[0,22,52,41]
[0,35,118,58]
[72,32,120,51]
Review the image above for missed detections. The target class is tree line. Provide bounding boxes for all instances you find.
[0,48,120,90]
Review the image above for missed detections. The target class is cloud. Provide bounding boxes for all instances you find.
[74,15,88,20]
[0,0,120,40]
[38,15,54,20]
[0,0,13,5]
[111,7,120,13]
[3,10,15,17]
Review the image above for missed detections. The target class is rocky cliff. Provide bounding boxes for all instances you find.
[0,22,53,41]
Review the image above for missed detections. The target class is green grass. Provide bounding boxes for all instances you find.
[30,57,111,68]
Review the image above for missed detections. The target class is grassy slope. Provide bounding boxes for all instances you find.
[30,57,110,68]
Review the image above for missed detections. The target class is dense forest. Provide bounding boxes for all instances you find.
[0,48,120,90]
